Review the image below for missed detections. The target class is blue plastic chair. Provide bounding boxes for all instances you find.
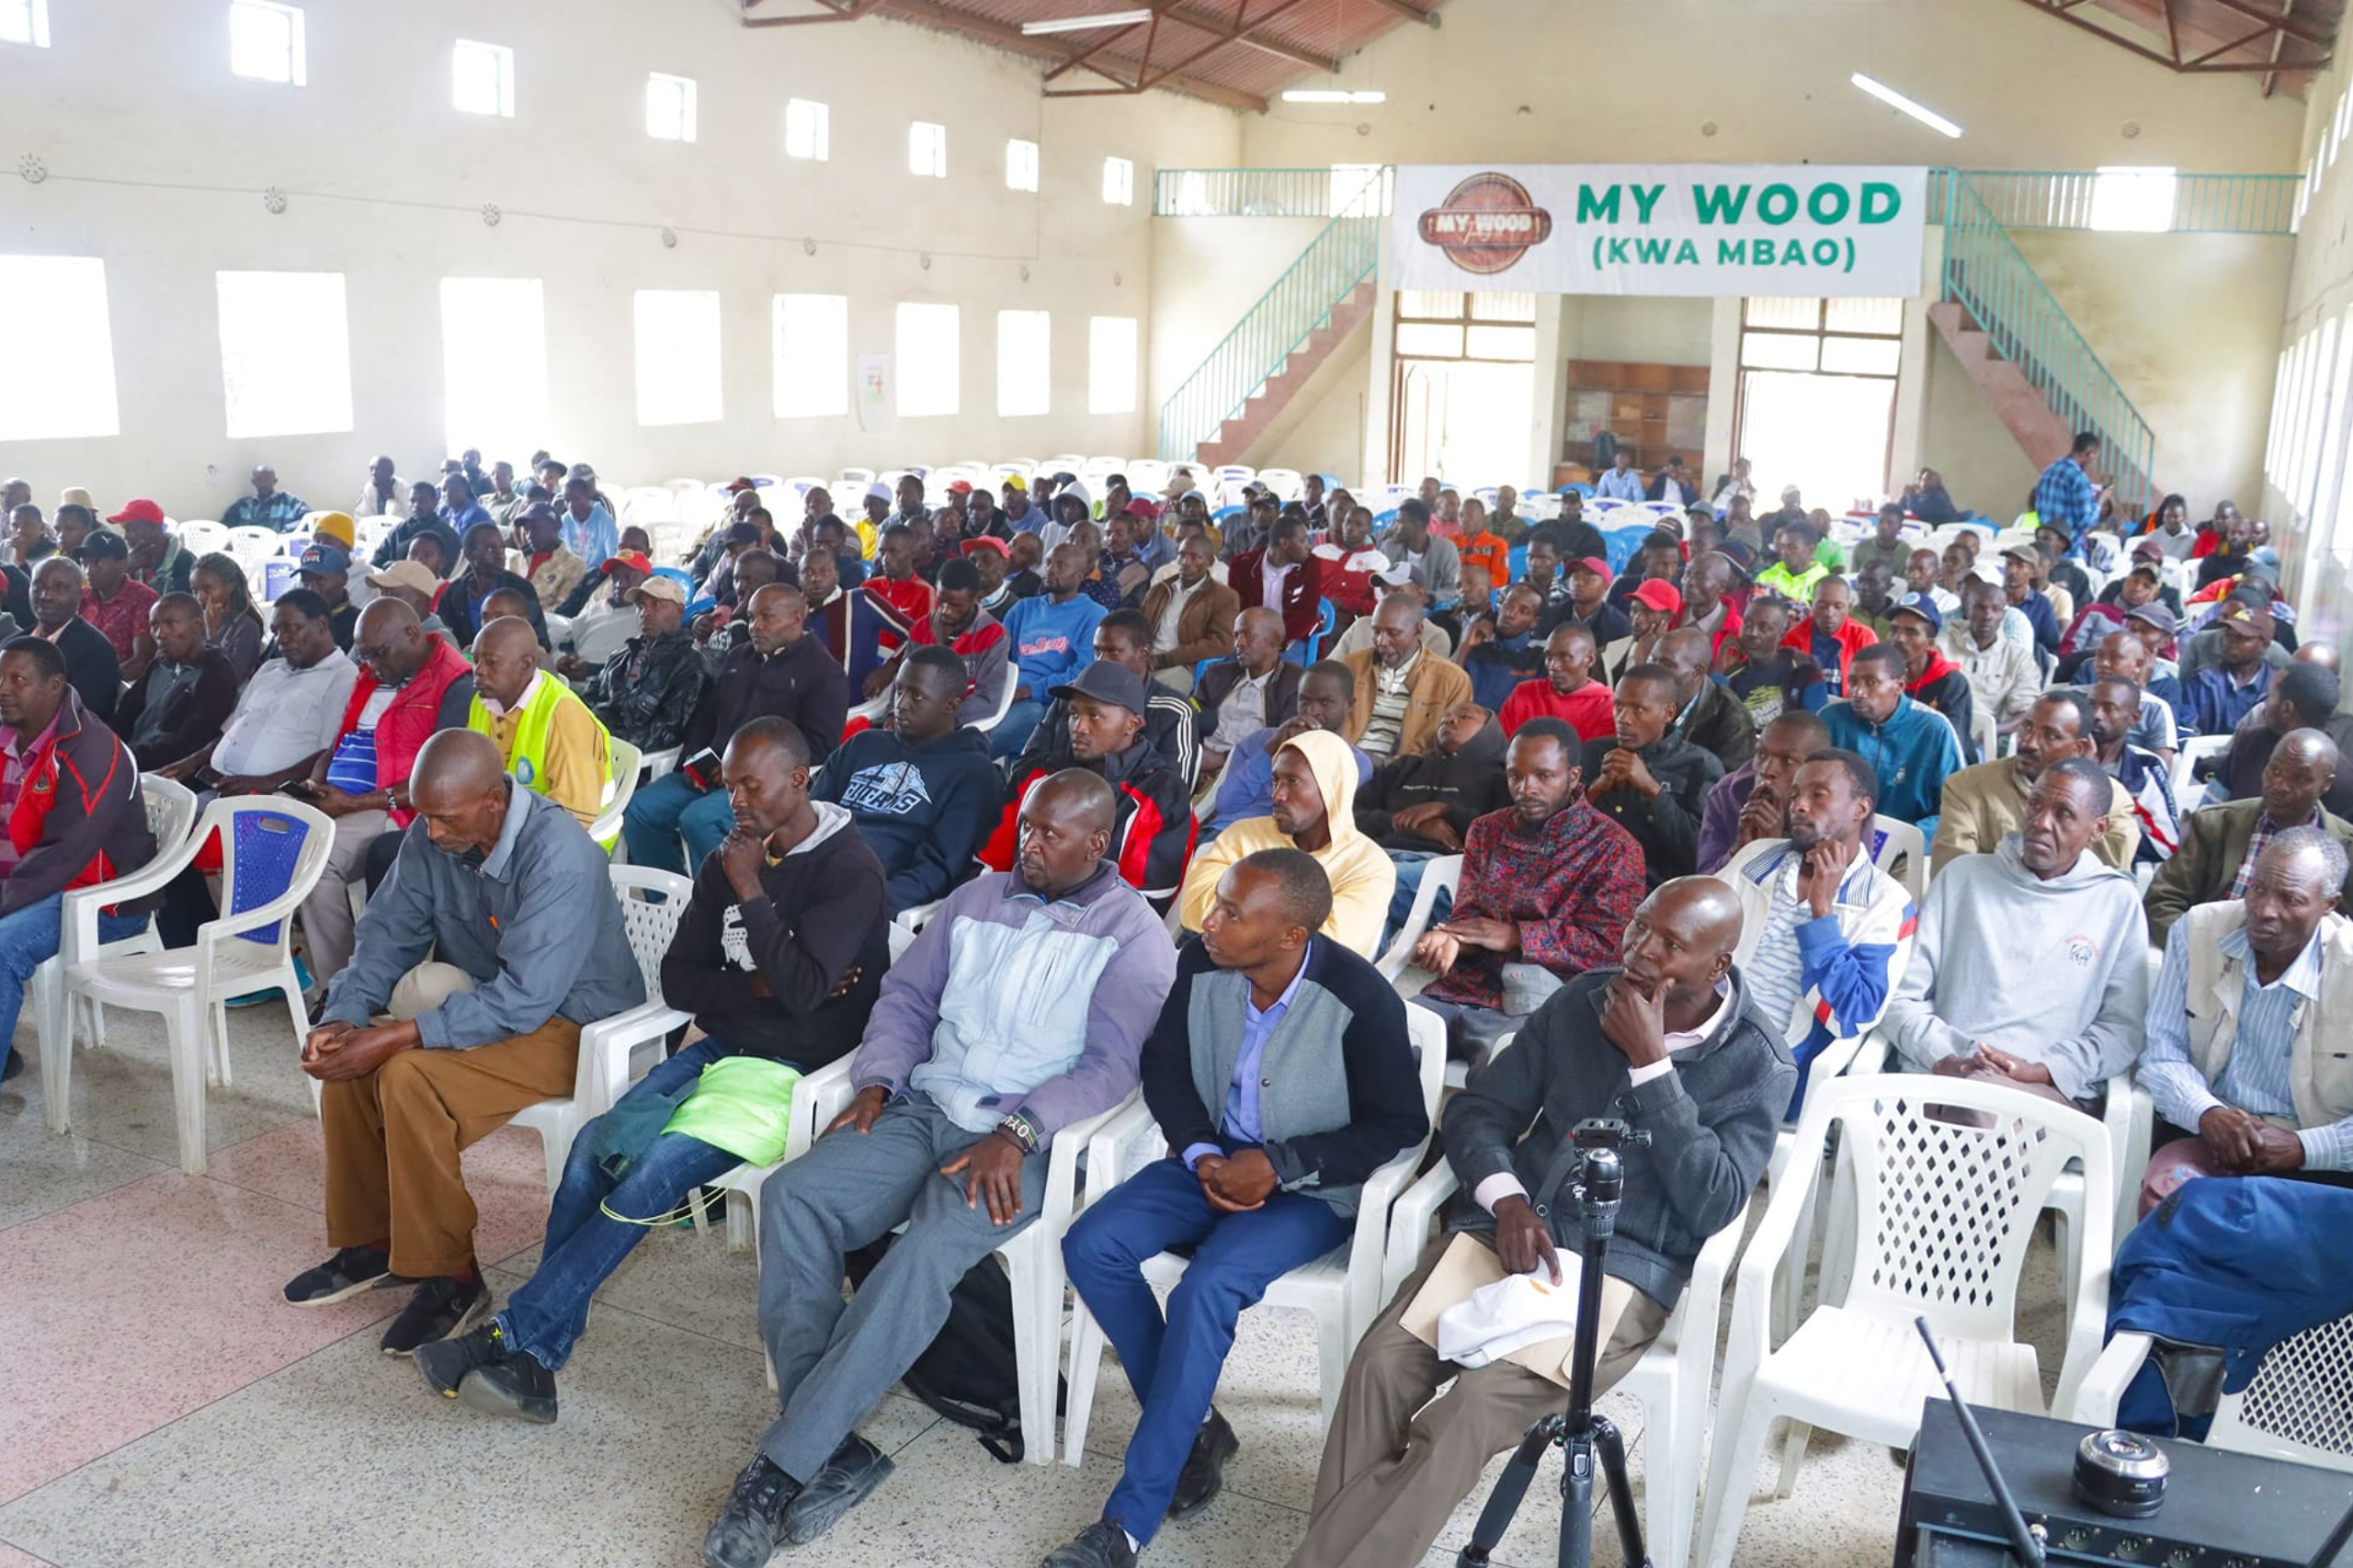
[1507,543,1529,584]
[652,566,694,589]
[1282,598,1336,667]
[1601,524,1659,574]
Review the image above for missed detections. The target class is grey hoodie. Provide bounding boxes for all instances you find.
[1882,835,2150,1101]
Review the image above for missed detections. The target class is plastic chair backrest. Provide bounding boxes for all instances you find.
[2213,1310,2353,1471]
[140,773,199,857]
[225,804,323,945]
[607,864,691,999]
[1403,1004,1448,1121]
[1868,815,1928,903]
[1601,524,1658,573]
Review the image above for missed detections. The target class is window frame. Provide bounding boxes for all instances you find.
[0,0,51,49]
[784,97,830,162]
[0,255,119,440]
[451,38,515,119]
[644,72,698,143]
[228,0,305,86]
[909,121,948,179]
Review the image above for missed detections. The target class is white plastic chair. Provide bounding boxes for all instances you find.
[638,745,680,780]
[2070,1307,2353,1472]
[508,864,695,1192]
[1867,814,1927,903]
[1059,1006,1448,1459]
[35,772,200,1124]
[2172,733,2231,810]
[1374,855,1462,986]
[1694,1074,2114,1568]
[621,486,678,526]
[57,798,334,1175]
[176,519,230,556]
[589,737,641,850]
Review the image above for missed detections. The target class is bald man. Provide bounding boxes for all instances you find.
[286,732,644,1359]
[465,616,611,832]
[1290,878,1793,1568]
[2146,727,2353,944]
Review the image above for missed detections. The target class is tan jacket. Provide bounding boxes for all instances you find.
[1142,574,1240,673]
[510,544,588,615]
[2178,901,2353,1131]
[2145,798,2353,944]
[1927,758,2139,876]
[1342,647,1472,761]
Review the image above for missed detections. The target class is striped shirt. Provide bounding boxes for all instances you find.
[1741,860,1813,1040]
[1360,651,1419,758]
[2140,918,2350,1170]
[2229,806,2320,897]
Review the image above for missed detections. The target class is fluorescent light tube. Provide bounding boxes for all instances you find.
[1281,89,1386,104]
[1850,73,1961,139]
[1021,9,1153,34]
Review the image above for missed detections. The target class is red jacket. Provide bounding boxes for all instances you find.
[331,637,477,827]
[1781,616,1879,693]
[3,691,157,916]
[980,741,1196,902]
[1230,548,1325,647]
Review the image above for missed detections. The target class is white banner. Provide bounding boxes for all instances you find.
[1391,165,1928,297]
[855,352,892,434]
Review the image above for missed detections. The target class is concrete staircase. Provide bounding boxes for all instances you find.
[1927,300,2075,472]
[1194,279,1375,469]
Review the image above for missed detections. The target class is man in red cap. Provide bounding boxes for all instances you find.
[1606,578,1681,686]
[112,500,193,596]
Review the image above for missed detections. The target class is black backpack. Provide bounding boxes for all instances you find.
[843,1237,1066,1464]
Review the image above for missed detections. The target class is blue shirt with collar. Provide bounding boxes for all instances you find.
[1182,939,1314,1169]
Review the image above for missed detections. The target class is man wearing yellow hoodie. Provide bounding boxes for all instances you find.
[1178,729,1393,958]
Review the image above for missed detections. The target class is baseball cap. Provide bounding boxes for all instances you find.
[1001,474,1027,493]
[2125,602,2178,635]
[1570,555,1613,585]
[298,542,351,576]
[946,479,974,495]
[627,574,688,607]
[1629,580,1684,617]
[599,549,654,577]
[76,528,130,562]
[366,561,441,597]
[1125,498,1162,525]
[1998,543,2041,566]
[1048,659,1148,716]
[1890,593,1943,632]
[1372,560,1418,588]
[960,537,1010,560]
[515,501,560,529]
[723,476,759,494]
[2125,561,2164,584]
[108,498,165,528]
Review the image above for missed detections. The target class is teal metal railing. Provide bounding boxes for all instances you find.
[1938,171,2157,515]
[1157,203,1381,460]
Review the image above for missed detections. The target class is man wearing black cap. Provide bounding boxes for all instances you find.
[983,661,1196,906]
[295,541,361,653]
[74,528,158,682]
[1881,593,1979,762]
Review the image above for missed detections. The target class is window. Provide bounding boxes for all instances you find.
[0,256,117,438]
[439,278,547,462]
[1006,138,1040,193]
[895,302,960,417]
[1391,293,1537,485]
[2087,166,2177,233]
[645,73,696,142]
[1732,295,1904,509]
[1330,164,1393,218]
[452,40,513,118]
[2300,319,2338,519]
[909,121,947,179]
[1,0,51,48]
[216,270,350,437]
[773,293,848,419]
[785,97,829,161]
[996,311,1050,417]
[2313,310,2353,556]
[1088,316,1138,415]
[631,290,722,426]
[1102,156,1134,206]
[230,0,304,85]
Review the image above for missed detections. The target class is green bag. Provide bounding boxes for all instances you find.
[660,1055,802,1167]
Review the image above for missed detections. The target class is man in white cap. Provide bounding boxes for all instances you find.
[364,560,457,646]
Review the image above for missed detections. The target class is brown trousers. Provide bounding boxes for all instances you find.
[1286,1233,1671,1568]
[320,964,578,1278]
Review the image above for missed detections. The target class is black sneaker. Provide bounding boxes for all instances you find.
[415,1319,559,1424]
[1166,1408,1238,1521]
[702,1454,801,1568]
[378,1273,490,1358]
[3,1046,23,1081]
[282,1245,392,1307]
[1040,1520,1139,1568]
[779,1433,894,1546]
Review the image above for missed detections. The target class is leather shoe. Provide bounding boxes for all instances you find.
[1166,1408,1238,1521]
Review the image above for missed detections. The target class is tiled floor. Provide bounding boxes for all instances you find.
[1,1008,2075,1568]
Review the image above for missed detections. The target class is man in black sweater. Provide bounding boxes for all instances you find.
[1290,877,1793,1568]
[415,717,890,1426]
[1044,849,1427,1568]
[812,647,1003,914]
[1354,702,1509,855]
[1583,665,1724,885]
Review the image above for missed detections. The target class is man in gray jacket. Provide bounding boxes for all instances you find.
[1289,878,1793,1568]
[703,769,1176,1568]
[282,731,644,1358]
[1884,756,2150,1109]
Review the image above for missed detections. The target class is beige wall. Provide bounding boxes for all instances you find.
[1146,215,1326,448]
[1565,298,1712,367]
[1918,334,2041,518]
[0,0,1239,516]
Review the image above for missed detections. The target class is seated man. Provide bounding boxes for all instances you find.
[113,593,239,769]
[1142,531,1239,694]
[994,541,1108,759]
[0,636,156,1084]
[467,617,611,830]
[2217,661,2353,820]
[1498,624,1614,744]
[555,550,655,675]
[507,500,586,614]
[1720,748,1914,1108]
[2079,630,2182,764]
[2088,677,2180,871]
[1939,578,2041,746]
[583,571,709,756]
[1821,644,1965,835]
[2145,727,2353,943]
[1178,731,1393,958]
[1206,659,1366,832]
[154,590,358,796]
[1711,596,1820,726]
[1037,609,1200,789]
[985,663,1196,905]
[2184,600,2279,736]
[1929,690,2139,874]
[702,771,1176,1563]
[862,558,1009,723]
[414,719,891,1421]
[295,597,478,982]
[1658,625,1756,768]
[1460,583,1548,711]
[29,557,121,724]
[1343,595,1473,764]
[2135,830,2353,1219]
[1584,665,1724,886]
[1290,878,1792,1568]
[812,647,1003,915]
[1045,849,1427,1568]
[1695,710,1830,876]
[1408,719,1644,1063]
[623,585,848,877]
[1353,700,1506,859]
[1882,759,2149,1110]
[1194,608,1300,783]
[1881,594,1978,760]
[440,521,548,651]
[283,732,644,1356]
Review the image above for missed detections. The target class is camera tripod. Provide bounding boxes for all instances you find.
[1457,1119,1652,1568]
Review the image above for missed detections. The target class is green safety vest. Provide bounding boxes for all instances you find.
[468,677,613,843]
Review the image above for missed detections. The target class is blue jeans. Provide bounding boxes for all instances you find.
[496,1038,755,1369]
[620,772,735,877]
[989,699,1047,760]
[0,893,147,1050]
[1063,1156,1348,1544]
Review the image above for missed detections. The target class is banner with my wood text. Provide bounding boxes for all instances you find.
[1390,165,1929,297]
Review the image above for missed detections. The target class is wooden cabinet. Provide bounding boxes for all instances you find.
[1561,359,1709,483]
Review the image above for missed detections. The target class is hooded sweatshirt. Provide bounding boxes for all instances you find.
[1881,835,2150,1101]
[1177,729,1396,958]
[811,723,1004,914]
[1353,713,1511,851]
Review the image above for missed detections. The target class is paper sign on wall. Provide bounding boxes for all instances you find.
[1391,165,1929,298]
[856,352,892,434]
